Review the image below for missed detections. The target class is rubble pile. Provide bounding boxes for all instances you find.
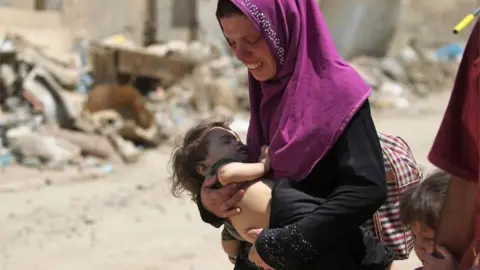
[351,40,463,109]
[0,33,463,172]
[0,33,250,173]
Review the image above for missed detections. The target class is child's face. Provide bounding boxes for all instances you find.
[411,221,436,263]
[203,127,248,166]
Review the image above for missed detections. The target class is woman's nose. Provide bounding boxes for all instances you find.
[233,45,252,61]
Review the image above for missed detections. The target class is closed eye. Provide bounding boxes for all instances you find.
[226,38,236,47]
[246,36,261,45]
[221,134,235,144]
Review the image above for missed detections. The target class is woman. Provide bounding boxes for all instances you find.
[197,0,388,269]
[423,19,480,270]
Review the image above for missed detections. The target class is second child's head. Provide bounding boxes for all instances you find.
[169,120,248,201]
[399,170,451,262]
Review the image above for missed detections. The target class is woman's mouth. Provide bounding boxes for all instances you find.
[245,62,262,70]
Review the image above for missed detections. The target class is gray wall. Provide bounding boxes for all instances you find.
[196,0,228,53]
[61,0,146,44]
[154,0,227,50]
[0,0,60,10]
[155,0,173,42]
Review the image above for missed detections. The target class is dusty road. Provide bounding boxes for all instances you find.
[0,92,452,270]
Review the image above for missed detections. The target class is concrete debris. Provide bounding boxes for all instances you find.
[381,58,408,83]
[0,31,462,172]
[373,80,410,109]
[350,40,462,109]
[350,56,385,89]
[6,125,82,169]
[38,127,123,164]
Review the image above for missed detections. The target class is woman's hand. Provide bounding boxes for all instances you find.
[200,174,245,218]
[246,228,274,269]
[259,145,271,173]
[423,246,459,270]
[246,228,264,241]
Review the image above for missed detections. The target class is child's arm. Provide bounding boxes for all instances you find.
[217,145,270,186]
[217,162,265,186]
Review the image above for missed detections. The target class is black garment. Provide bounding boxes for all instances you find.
[226,178,393,270]
[255,179,392,269]
[197,101,389,269]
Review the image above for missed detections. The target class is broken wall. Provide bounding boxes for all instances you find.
[0,6,71,51]
[61,0,147,45]
[402,0,477,44]
[319,0,403,59]
[0,0,61,10]
[154,0,198,42]
[196,0,229,54]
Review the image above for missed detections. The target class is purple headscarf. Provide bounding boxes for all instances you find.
[222,0,371,181]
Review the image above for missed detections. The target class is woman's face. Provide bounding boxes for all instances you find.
[220,14,277,81]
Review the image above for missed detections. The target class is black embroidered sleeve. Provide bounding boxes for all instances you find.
[254,225,317,269]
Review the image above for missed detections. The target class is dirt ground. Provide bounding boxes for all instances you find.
[0,91,453,270]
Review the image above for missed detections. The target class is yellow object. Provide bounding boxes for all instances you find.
[453,14,475,34]
[112,34,126,44]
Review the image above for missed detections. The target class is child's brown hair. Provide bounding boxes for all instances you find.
[399,170,451,230]
[169,119,231,201]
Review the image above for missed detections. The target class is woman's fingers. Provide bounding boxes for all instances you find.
[247,246,256,262]
[220,187,244,210]
[220,189,245,213]
[221,207,241,218]
[202,179,238,203]
[246,228,263,240]
[218,183,240,199]
[202,176,218,188]
[200,180,243,217]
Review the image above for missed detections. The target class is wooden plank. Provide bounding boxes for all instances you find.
[89,42,117,85]
[116,48,194,87]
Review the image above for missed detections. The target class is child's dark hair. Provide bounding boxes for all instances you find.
[169,119,231,201]
[216,0,243,18]
[400,170,451,230]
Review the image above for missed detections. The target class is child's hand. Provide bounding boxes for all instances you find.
[423,246,459,270]
[259,145,270,173]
